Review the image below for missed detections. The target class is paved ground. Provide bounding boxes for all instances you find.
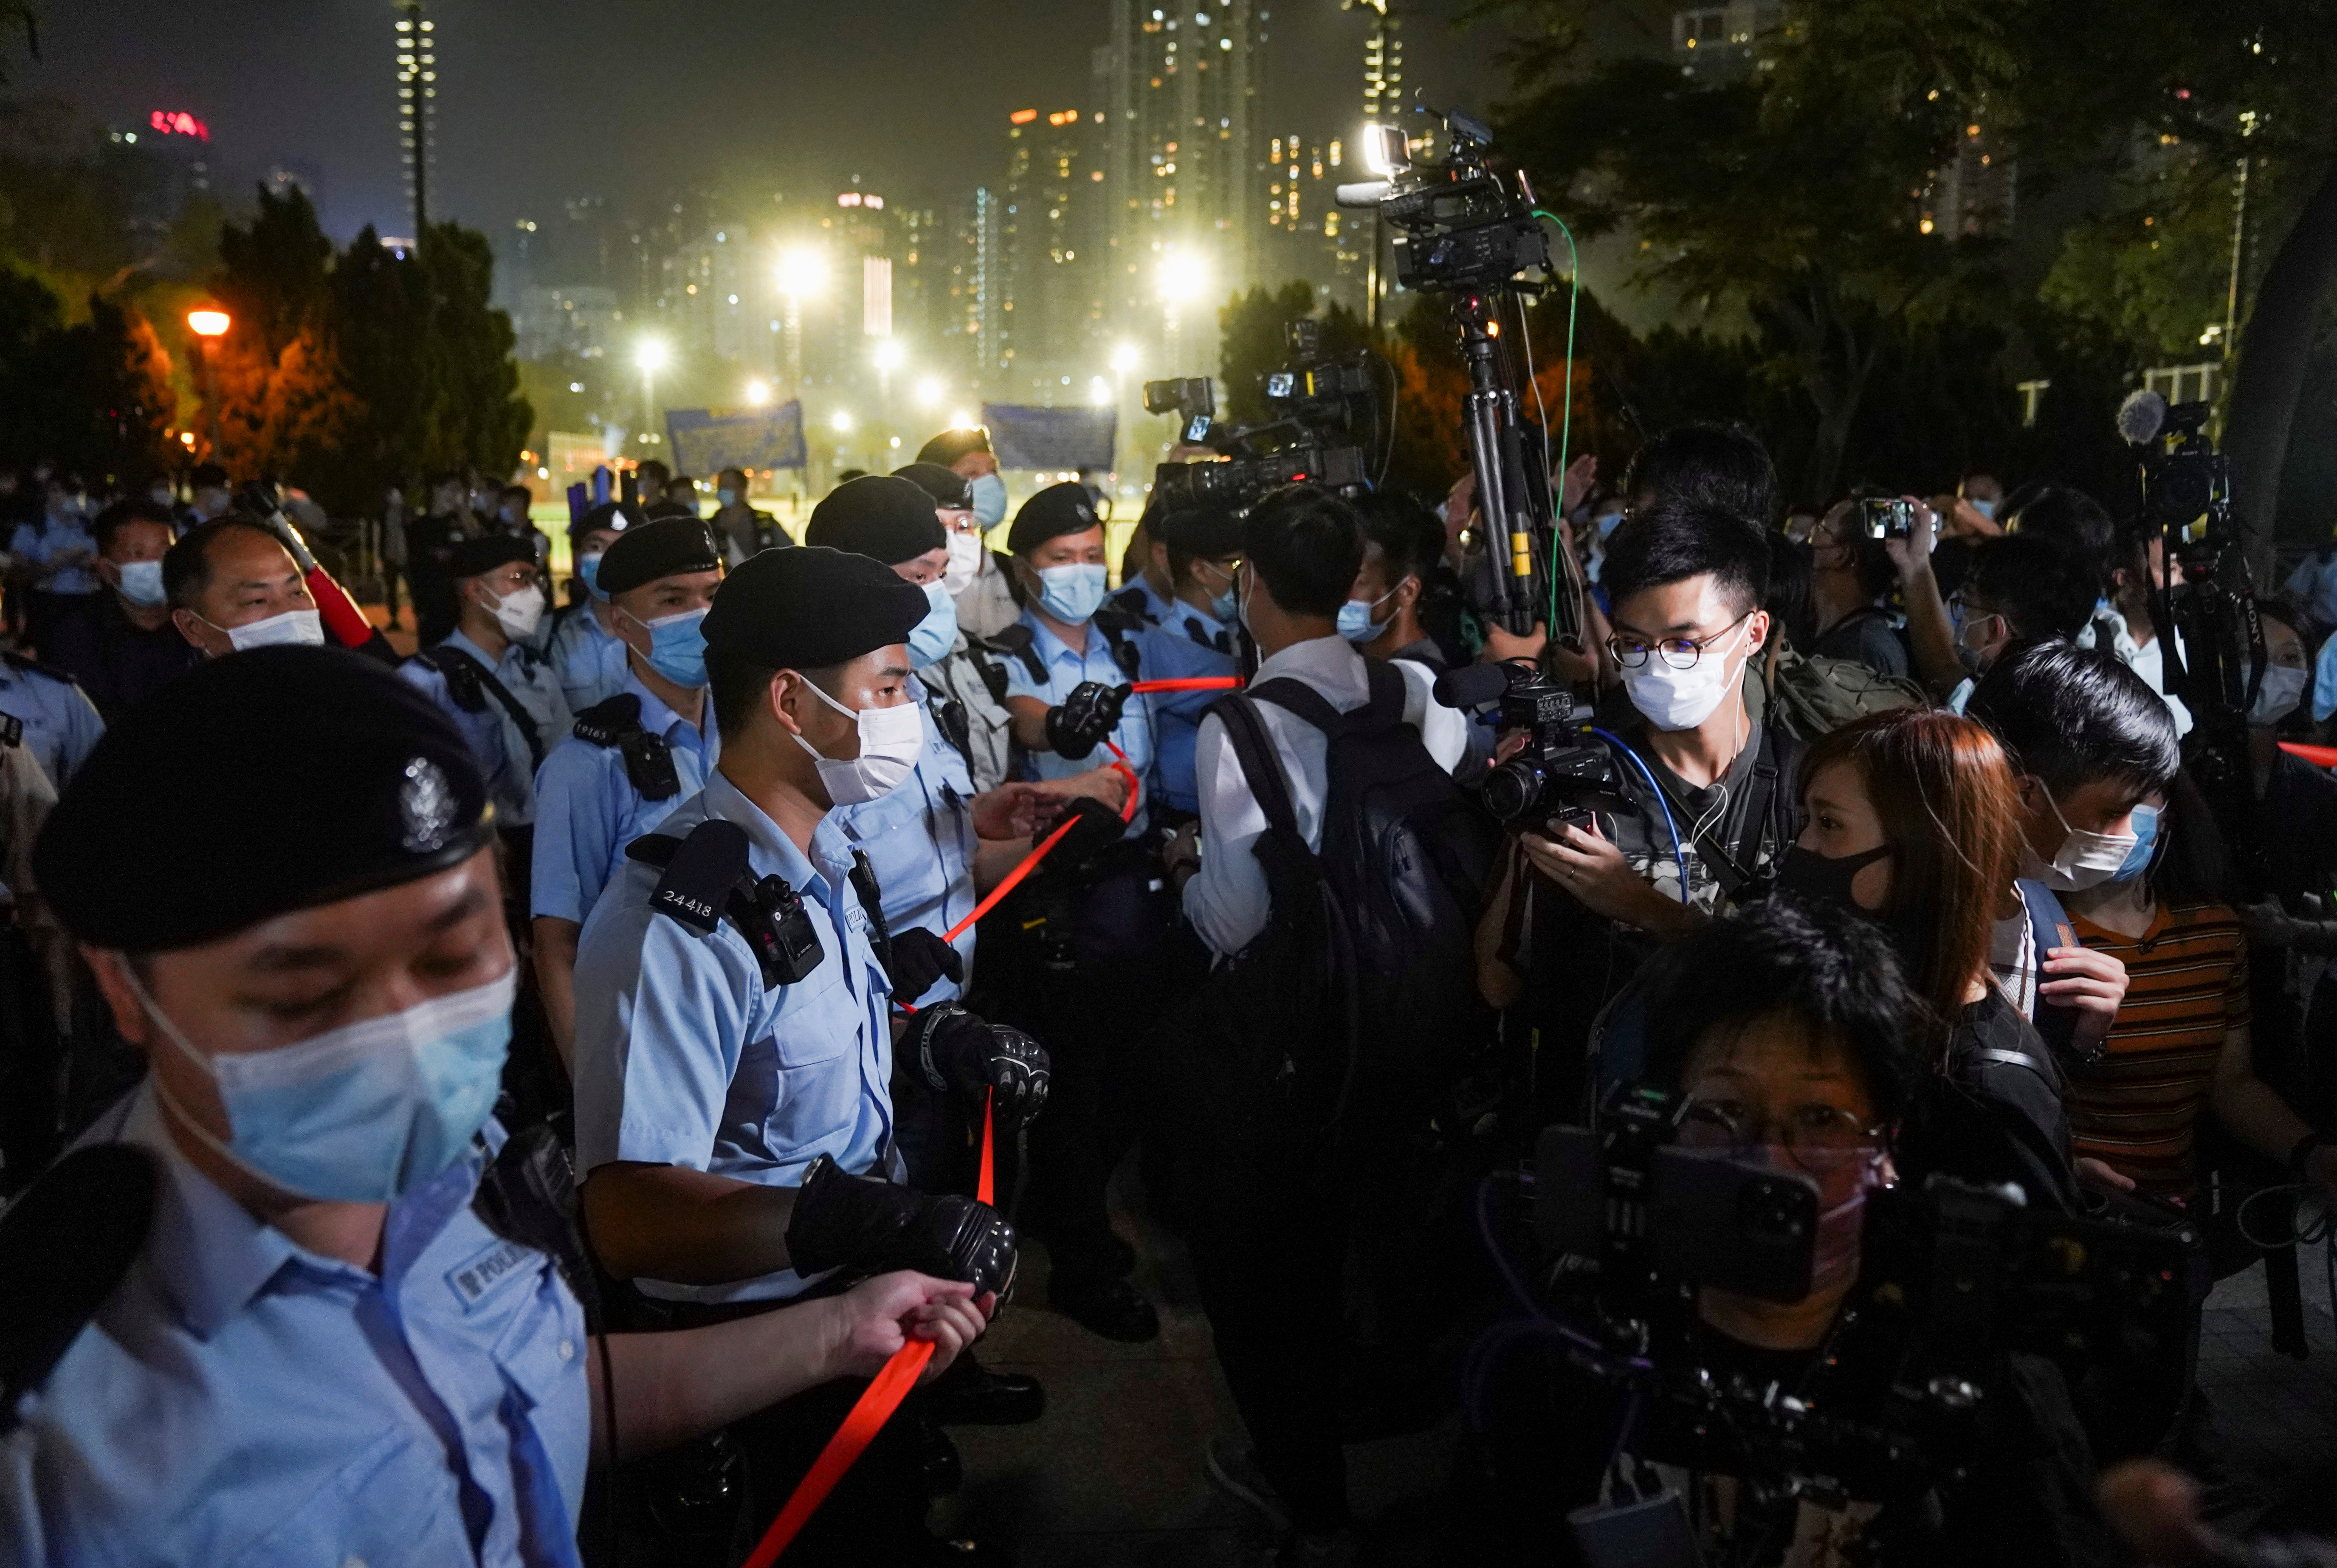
[928,1178,2337,1562]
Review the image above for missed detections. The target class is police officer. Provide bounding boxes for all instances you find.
[0,646,992,1565]
[1106,507,1180,629]
[990,480,1170,1342]
[544,499,638,711]
[892,463,1026,794]
[0,642,102,795]
[397,534,571,894]
[915,428,1018,638]
[571,545,1042,1562]
[1133,501,1247,823]
[530,516,721,1066]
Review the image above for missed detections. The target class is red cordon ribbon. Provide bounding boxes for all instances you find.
[2280,742,2337,769]
[748,677,1239,1560]
[740,1094,998,1568]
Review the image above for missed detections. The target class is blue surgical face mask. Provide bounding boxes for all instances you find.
[1594,510,1627,539]
[1194,561,1238,624]
[578,552,606,601]
[632,606,710,687]
[1035,562,1108,624]
[908,581,958,668]
[116,559,167,608]
[1336,583,1402,645]
[1970,497,1997,522]
[129,964,516,1202]
[717,487,740,508]
[969,472,1008,530]
[2111,803,2161,883]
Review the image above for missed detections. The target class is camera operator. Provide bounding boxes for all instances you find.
[1892,509,2097,708]
[1805,500,1910,679]
[1779,707,2085,1214]
[0,648,992,1567]
[2080,514,2193,735]
[1476,900,2114,1566]
[571,547,1032,1562]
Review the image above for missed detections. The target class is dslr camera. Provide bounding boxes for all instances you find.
[1143,319,1377,513]
[1434,660,1626,827]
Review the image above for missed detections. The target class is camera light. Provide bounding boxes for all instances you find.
[1361,123,1410,178]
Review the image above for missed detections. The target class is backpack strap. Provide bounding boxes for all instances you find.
[419,645,547,771]
[0,1143,159,1434]
[1209,693,1301,840]
[2014,877,2093,1062]
[573,692,680,801]
[625,824,826,988]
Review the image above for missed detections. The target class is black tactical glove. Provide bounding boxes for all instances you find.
[916,1003,1052,1125]
[883,926,964,1005]
[1043,680,1128,761]
[785,1154,1018,1297]
[1047,794,1127,863]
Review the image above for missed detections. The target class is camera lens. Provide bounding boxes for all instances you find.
[1482,758,1545,822]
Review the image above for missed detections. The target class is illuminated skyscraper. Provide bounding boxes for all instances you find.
[1352,0,1402,122]
[392,0,435,233]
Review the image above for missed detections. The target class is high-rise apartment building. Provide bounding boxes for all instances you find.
[999,109,1108,395]
[391,0,435,233]
[1350,0,1403,121]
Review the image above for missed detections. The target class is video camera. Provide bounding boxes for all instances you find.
[1338,106,1576,642]
[1143,319,1378,513]
[1433,659,1626,827]
[1505,1084,2195,1529]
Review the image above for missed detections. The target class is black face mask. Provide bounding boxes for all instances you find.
[1776,843,1891,908]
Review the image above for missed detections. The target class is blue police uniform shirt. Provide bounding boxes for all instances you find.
[2,1087,590,1568]
[0,657,104,791]
[572,770,898,1306]
[2286,547,2337,633]
[544,602,631,713]
[9,515,101,597]
[1002,607,1156,834]
[529,671,717,925]
[1110,575,1176,629]
[832,688,980,1003]
[1134,605,1240,816]
[399,629,575,830]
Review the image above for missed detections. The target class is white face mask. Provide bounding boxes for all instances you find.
[1619,618,1752,732]
[2034,788,2140,893]
[943,530,986,595]
[485,582,546,641]
[792,678,924,804]
[116,559,167,607]
[214,608,327,652]
[2252,664,2307,727]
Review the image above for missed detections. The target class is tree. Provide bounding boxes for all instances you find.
[208,186,357,486]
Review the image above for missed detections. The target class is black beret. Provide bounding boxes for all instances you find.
[916,428,991,467]
[597,516,722,598]
[805,476,947,566]
[891,462,973,510]
[446,533,537,580]
[702,546,929,671]
[569,499,645,542]
[1007,481,1104,555]
[36,648,495,952]
[1155,500,1246,560]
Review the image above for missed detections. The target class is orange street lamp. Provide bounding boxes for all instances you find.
[187,308,231,338]
[185,308,231,455]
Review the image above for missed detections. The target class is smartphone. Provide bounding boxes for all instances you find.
[1861,496,1914,540]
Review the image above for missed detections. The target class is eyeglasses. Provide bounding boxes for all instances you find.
[1677,1097,1886,1176]
[1606,612,1751,671]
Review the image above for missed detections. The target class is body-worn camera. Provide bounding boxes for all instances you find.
[1860,496,1914,540]
[1148,320,1377,513]
[1434,659,1626,827]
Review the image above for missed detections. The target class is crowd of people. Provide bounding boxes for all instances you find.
[3,417,2337,1568]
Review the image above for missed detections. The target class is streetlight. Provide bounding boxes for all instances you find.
[744,378,772,407]
[635,337,670,452]
[830,409,855,434]
[1110,341,1141,375]
[915,376,945,410]
[186,307,231,454]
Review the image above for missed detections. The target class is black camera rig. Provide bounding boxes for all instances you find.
[1339,105,1578,641]
[2117,390,2268,876]
[1434,658,1626,827]
[1142,319,1378,514]
[1487,1084,2195,1549]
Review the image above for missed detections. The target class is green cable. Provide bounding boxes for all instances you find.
[1533,208,1581,638]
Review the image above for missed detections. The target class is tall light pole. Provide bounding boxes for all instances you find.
[187,307,231,456]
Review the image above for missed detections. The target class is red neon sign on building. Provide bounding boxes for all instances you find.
[149,110,210,141]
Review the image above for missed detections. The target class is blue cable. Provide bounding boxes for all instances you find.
[1590,725,1690,902]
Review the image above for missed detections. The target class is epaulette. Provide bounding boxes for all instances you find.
[1,651,79,686]
[626,822,825,987]
[573,691,644,746]
[0,1144,158,1435]
[0,713,23,748]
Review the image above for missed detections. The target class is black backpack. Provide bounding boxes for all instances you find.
[1207,661,1500,1131]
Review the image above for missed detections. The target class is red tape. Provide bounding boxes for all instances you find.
[740,1094,997,1567]
[2280,742,2337,770]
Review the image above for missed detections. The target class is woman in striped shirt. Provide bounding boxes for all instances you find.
[2061,776,2334,1201]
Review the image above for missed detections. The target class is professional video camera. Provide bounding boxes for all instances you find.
[1143,319,1378,513]
[1433,659,1626,826]
[2117,390,2267,864]
[1338,106,1577,642]
[1486,1085,2195,1561]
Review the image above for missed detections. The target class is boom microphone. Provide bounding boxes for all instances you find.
[1335,181,1390,209]
[2117,388,2170,447]
[1433,660,1514,710]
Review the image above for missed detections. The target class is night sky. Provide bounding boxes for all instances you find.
[24,0,1505,251]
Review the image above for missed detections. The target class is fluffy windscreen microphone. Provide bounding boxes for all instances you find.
[2117,387,2170,446]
